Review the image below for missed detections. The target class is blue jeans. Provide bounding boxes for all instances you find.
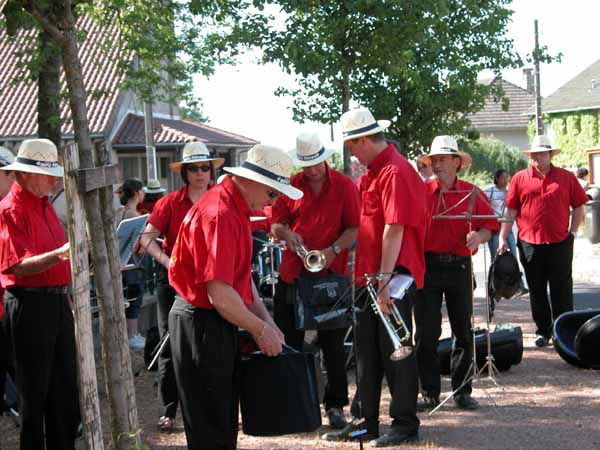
[488,232,526,289]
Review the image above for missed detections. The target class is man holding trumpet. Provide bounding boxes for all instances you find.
[325,109,427,447]
[270,133,360,429]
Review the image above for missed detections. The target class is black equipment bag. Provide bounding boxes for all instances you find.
[575,314,600,369]
[294,273,351,330]
[438,325,523,374]
[553,309,600,369]
[240,347,322,436]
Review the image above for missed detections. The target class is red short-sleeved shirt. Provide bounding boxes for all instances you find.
[0,194,4,320]
[168,176,254,309]
[148,186,194,256]
[506,166,589,244]
[425,178,499,256]
[0,182,71,288]
[271,165,360,284]
[355,145,428,288]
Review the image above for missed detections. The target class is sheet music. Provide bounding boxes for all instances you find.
[388,274,414,300]
[117,214,149,269]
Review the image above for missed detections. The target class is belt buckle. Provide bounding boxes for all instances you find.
[439,254,453,263]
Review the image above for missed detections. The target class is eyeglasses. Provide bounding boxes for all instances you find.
[267,189,281,199]
[185,164,211,173]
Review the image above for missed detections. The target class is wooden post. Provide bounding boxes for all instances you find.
[63,143,104,450]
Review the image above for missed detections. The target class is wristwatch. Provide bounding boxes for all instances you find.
[331,244,341,255]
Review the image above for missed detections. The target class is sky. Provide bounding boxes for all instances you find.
[194,0,600,152]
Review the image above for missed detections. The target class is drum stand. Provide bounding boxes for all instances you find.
[428,188,503,415]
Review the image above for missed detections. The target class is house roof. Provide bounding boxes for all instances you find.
[536,58,600,114]
[466,77,535,131]
[0,12,126,139]
[111,113,258,148]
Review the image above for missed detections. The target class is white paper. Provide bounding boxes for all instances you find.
[388,274,414,301]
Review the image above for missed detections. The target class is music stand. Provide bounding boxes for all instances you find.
[427,187,504,415]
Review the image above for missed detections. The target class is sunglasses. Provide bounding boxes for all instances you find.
[185,164,211,173]
[267,189,281,199]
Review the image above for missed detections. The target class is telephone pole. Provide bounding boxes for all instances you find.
[533,19,544,135]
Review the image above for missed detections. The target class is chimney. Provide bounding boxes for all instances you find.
[523,68,534,94]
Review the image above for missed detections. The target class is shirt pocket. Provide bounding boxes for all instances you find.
[362,190,380,216]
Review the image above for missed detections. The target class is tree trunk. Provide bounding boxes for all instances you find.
[60,23,141,450]
[37,30,62,148]
[63,143,104,450]
[341,68,351,176]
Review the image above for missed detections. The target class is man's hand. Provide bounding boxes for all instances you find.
[285,230,304,254]
[253,323,284,357]
[320,246,336,269]
[497,237,508,255]
[56,242,70,261]
[377,284,394,316]
[465,231,483,252]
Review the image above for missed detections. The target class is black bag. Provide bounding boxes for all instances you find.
[438,325,523,373]
[240,347,322,436]
[294,273,351,330]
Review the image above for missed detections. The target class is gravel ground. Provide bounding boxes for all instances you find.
[2,238,599,449]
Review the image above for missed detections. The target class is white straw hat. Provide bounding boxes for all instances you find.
[524,134,560,156]
[144,179,166,194]
[291,133,335,167]
[223,144,303,200]
[0,146,15,167]
[340,108,391,141]
[422,135,472,170]
[169,141,225,172]
[0,139,63,177]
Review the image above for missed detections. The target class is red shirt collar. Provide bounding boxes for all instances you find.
[294,163,332,190]
[221,176,251,219]
[12,181,49,208]
[527,164,554,179]
[367,144,397,173]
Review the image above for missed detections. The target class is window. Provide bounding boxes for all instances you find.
[159,157,170,178]
[120,157,139,180]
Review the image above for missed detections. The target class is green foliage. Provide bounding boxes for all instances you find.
[458,137,528,186]
[528,111,597,168]
[226,0,522,154]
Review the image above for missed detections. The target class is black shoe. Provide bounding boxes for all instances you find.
[416,394,440,412]
[454,393,479,410]
[369,429,419,447]
[326,407,347,429]
[535,335,550,347]
[322,419,378,442]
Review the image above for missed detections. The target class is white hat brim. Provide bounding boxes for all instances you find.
[170,157,225,172]
[342,119,391,142]
[292,147,336,167]
[422,150,472,170]
[0,161,63,177]
[523,147,560,155]
[223,166,303,200]
[144,187,167,194]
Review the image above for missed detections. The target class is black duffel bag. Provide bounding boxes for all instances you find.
[294,272,351,330]
[240,346,322,436]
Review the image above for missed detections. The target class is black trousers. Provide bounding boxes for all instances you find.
[169,297,240,450]
[4,289,80,450]
[414,256,474,398]
[518,234,575,339]
[156,265,179,419]
[350,286,419,435]
[273,281,349,410]
[0,311,7,412]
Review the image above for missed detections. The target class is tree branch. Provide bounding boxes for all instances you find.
[22,0,67,46]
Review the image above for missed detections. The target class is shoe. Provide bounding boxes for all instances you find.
[369,429,419,447]
[535,335,550,347]
[416,394,440,412]
[326,407,348,429]
[157,416,175,433]
[322,419,378,442]
[454,393,479,410]
[128,334,145,350]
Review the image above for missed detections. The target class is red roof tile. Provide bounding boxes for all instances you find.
[111,113,258,147]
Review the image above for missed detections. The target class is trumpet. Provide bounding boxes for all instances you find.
[296,244,326,273]
[365,275,412,361]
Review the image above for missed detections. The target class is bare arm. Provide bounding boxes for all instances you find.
[321,227,359,268]
[570,205,584,233]
[271,222,303,253]
[466,228,492,252]
[207,280,283,356]
[377,224,404,314]
[498,207,517,254]
[9,242,70,277]
[139,223,170,268]
[248,279,284,341]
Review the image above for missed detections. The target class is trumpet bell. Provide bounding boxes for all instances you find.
[390,346,412,361]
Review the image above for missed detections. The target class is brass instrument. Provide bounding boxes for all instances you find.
[296,244,326,273]
[365,275,412,361]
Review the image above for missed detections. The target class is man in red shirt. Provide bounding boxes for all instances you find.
[270,133,360,429]
[167,144,302,450]
[499,135,588,347]
[0,146,15,417]
[0,139,79,450]
[415,136,498,412]
[325,109,426,447]
[140,141,224,432]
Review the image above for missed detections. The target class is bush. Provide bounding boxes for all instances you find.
[458,137,528,187]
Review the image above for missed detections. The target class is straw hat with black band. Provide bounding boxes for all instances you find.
[0,139,64,177]
[340,108,391,141]
[290,133,335,167]
[169,141,225,172]
[421,135,472,170]
[523,135,560,157]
